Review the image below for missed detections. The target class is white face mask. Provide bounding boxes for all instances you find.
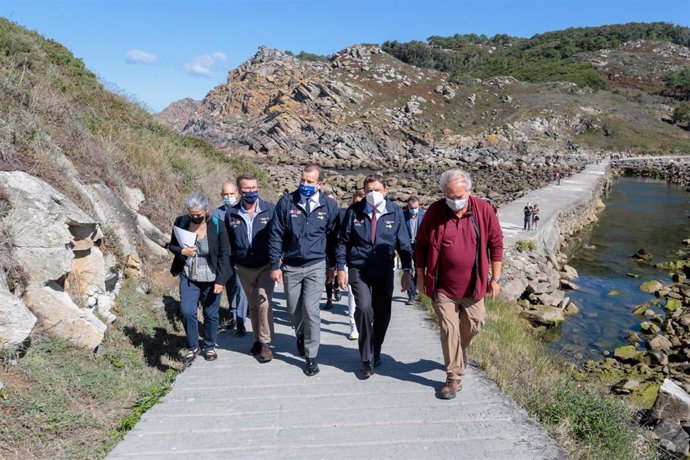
[366,191,384,207]
[446,197,467,212]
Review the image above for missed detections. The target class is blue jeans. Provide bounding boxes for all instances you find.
[225,272,247,326]
[179,275,221,351]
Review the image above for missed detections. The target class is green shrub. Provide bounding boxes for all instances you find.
[516,240,537,252]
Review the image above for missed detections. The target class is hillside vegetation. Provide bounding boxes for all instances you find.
[382,22,690,92]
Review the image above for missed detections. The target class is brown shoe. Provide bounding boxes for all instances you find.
[438,377,462,400]
[260,343,273,363]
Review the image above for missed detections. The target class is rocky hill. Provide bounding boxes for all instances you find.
[162,33,690,206]
[153,97,200,131]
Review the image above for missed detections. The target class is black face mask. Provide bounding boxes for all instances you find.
[189,215,205,224]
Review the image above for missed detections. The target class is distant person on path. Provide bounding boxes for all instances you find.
[531,203,540,230]
[555,171,561,185]
[269,164,340,376]
[415,169,503,400]
[337,174,412,378]
[404,195,425,305]
[169,193,230,365]
[212,182,248,336]
[523,203,533,231]
[225,174,276,363]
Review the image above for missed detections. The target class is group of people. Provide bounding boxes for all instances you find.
[522,202,540,231]
[168,164,503,399]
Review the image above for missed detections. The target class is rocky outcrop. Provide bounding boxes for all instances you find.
[0,171,101,287]
[153,98,200,132]
[164,45,591,206]
[0,290,36,349]
[0,171,169,350]
[24,284,106,350]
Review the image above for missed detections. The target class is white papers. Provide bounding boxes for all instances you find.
[173,226,197,248]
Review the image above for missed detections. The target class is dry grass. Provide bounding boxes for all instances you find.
[419,295,654,459]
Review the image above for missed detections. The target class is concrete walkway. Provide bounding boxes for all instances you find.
[108,279,568,459]
[497,161,610,251]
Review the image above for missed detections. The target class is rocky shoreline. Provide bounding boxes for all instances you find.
[580,235,690,456]
[612,156,690,188]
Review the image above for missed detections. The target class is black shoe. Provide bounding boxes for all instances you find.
[361,360,374,378]
[333,290,342,301]
[249,341,262,355]
[236,323,246,337]
[323,300,333,310]
[296,335,305,357]
[304,358,320,376]
[225,318,236,331]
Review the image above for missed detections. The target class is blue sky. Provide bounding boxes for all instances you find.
[1,1,688,112]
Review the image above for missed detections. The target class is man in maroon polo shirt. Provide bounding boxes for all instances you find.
[415,169,503,400]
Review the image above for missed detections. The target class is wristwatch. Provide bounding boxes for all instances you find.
[491,277,502,285]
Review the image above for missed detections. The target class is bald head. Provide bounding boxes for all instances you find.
[221,182,239,207]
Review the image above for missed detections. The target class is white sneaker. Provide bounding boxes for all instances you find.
[348,326,359,341]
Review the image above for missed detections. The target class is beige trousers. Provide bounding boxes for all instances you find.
[434,292,486,381]
[235,264,275,344]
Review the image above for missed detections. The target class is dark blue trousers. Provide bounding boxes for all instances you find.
[179,275,220,351]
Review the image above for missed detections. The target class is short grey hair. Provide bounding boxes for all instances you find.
[184,192,210,215]
[439,169,472,192]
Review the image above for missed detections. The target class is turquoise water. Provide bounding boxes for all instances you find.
[549,176,690,362]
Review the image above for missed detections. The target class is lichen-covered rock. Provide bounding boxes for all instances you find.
[613,345,640,363]
[640,280,663,294]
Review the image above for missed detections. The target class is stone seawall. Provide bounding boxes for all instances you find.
[612,156,690,188]
[497,162,611,325]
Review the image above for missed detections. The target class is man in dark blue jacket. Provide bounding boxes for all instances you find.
[226,173,276,363]
[336,174,412,378]
[269,164,339,377]
[404,195,425,305]
[212,181,248,336]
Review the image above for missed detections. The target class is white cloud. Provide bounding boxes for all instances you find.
[125,49,158,64]
[183,51,227,76]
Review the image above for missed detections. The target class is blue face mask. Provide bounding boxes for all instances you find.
[242,191,259,204]
[409,208,418,215]
[223,197,237,207]
[299,184,316,198]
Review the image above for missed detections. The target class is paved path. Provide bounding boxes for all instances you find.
[497,161,610,250]
[109,279,567,459]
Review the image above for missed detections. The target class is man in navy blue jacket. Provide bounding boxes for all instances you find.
[226,173,276,363]
[212,181,248,336]
[268,164,340,376]
[404,195,425,305]
[336,174,412,378]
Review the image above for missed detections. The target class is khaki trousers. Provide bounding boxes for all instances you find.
[235,264,275,344]
[434,292,485,381]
